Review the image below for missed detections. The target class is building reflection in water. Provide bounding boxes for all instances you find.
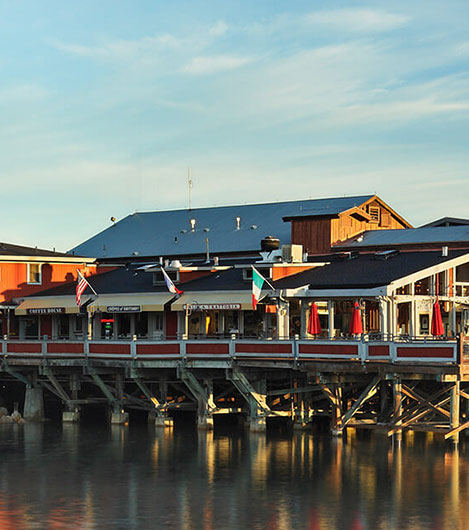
[0,424,469,528]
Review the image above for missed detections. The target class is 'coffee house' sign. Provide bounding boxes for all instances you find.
[27,307,66,315]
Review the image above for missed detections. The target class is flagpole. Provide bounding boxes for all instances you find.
[77,269,98,296]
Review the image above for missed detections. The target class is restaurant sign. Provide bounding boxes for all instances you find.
[183,303,241,311]
[27,307,66,315]
[106,305,142,313]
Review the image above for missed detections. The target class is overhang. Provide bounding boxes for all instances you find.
[171,291,255,311]
[89,293,174,313]
[15,296,79,315]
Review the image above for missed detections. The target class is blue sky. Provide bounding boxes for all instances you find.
[0,1,468,250]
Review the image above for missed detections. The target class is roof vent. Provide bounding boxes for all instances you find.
[132,251,139,256]
[236,216,241,230]
[170,260,181,268]
[190,219,196,231]
[374,249,399,261]
[214,256,219,266]
[334,251,359,262]
[250,225,257,230]
[203,227,210,232]
[261,236,280,252]
[442,246,448,257]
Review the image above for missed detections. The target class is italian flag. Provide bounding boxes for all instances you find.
[252,267,266,310]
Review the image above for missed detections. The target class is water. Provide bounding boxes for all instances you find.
[0,421,466,529]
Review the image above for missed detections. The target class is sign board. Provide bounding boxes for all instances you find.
[27,307,66,315]
[183,303,241,311]
[106,305,142,313]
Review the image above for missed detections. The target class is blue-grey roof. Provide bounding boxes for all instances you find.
[337,226,469,249]
[71,195,374,259]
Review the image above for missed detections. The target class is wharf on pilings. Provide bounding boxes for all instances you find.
[0,336,468,439]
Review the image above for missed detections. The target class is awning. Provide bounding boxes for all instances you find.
[89,293,173,313]
[171,291,255,311]
[15,296,79,315]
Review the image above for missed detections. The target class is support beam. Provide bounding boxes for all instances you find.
[179,366,216,430]
[321,384,342,436]
[227,368,270,432]
[393,380,402,443]
[450,381,460,445]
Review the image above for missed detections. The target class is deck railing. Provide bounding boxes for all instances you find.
[0,337,460,364]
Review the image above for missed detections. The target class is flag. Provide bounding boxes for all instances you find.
[161,267,184,295]
[76,270,91,307]
[252,267,266,310]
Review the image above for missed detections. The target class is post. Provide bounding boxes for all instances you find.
[331,385,342,436]
[393,379,402,444]
[328,300,335,339]
[87,309,92,340]
[450,381,460,445]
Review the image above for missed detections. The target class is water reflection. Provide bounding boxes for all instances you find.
[0,423,468,528]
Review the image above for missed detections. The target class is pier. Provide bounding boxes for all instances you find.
[1,335,468,442]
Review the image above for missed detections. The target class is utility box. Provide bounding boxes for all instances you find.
[281,244,303,263]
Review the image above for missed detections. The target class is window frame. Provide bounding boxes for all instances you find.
[27,262,42,285]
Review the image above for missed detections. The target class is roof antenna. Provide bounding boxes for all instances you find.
[188,167,193,211]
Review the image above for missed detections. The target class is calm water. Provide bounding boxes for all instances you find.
[0,420,467,529]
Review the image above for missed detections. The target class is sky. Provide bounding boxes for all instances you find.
[0,0,468,251]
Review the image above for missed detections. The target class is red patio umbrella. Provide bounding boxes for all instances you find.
[431,301,444,336]
[307,302,322,335]
[349,300,363,335]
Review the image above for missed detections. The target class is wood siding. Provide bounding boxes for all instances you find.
[291,218,331,254]
[290,198,409,254]
[0,262,97,303]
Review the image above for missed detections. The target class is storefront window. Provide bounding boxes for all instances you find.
[58,314,69,339]
[118,314,131,339]
[24,318,38,339]
[188,313,202,336]
[136,313,148,338]
[243,311,263,338]
[225,311,239,336]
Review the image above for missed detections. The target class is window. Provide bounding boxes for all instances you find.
[153,270,179,285]
[27,263,42,284]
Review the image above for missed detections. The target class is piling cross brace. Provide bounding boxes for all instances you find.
[87,369,121,411]
[226,368,271,419]
[0,359,31,387]
[341,377,381,428]
[132,375,168,417]
[178,364,217,415]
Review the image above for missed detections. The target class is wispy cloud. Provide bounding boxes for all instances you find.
[304,8,410,33]
[52,33,181,60]
[0,83,50,102]
[181,54,254,74]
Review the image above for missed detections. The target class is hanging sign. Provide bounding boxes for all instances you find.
[106,305,142,313]
[27,307,65,315]
[183,303,241,311]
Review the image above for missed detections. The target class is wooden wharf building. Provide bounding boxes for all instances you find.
[3,194,469,441]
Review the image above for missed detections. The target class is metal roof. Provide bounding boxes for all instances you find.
[70,195,375,260]
[336,226,469,249]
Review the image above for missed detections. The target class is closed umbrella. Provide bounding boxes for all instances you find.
[349,301,363,335]
[431,301,444,336]
[307,302,322,335]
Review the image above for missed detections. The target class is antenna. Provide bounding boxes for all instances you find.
[188,167,193,211]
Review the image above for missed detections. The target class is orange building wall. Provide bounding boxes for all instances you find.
[0,262,97,303]
[272,265,317,281]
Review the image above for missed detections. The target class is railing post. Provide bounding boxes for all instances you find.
[84,338,89,358]
[42,336,47,359]
[230,336,235,359]
[293,336,298,363]
[181,340,186,359]
[131,337,137,359]
[390,341,397,363]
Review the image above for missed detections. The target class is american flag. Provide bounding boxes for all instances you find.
[76,270,90,307]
